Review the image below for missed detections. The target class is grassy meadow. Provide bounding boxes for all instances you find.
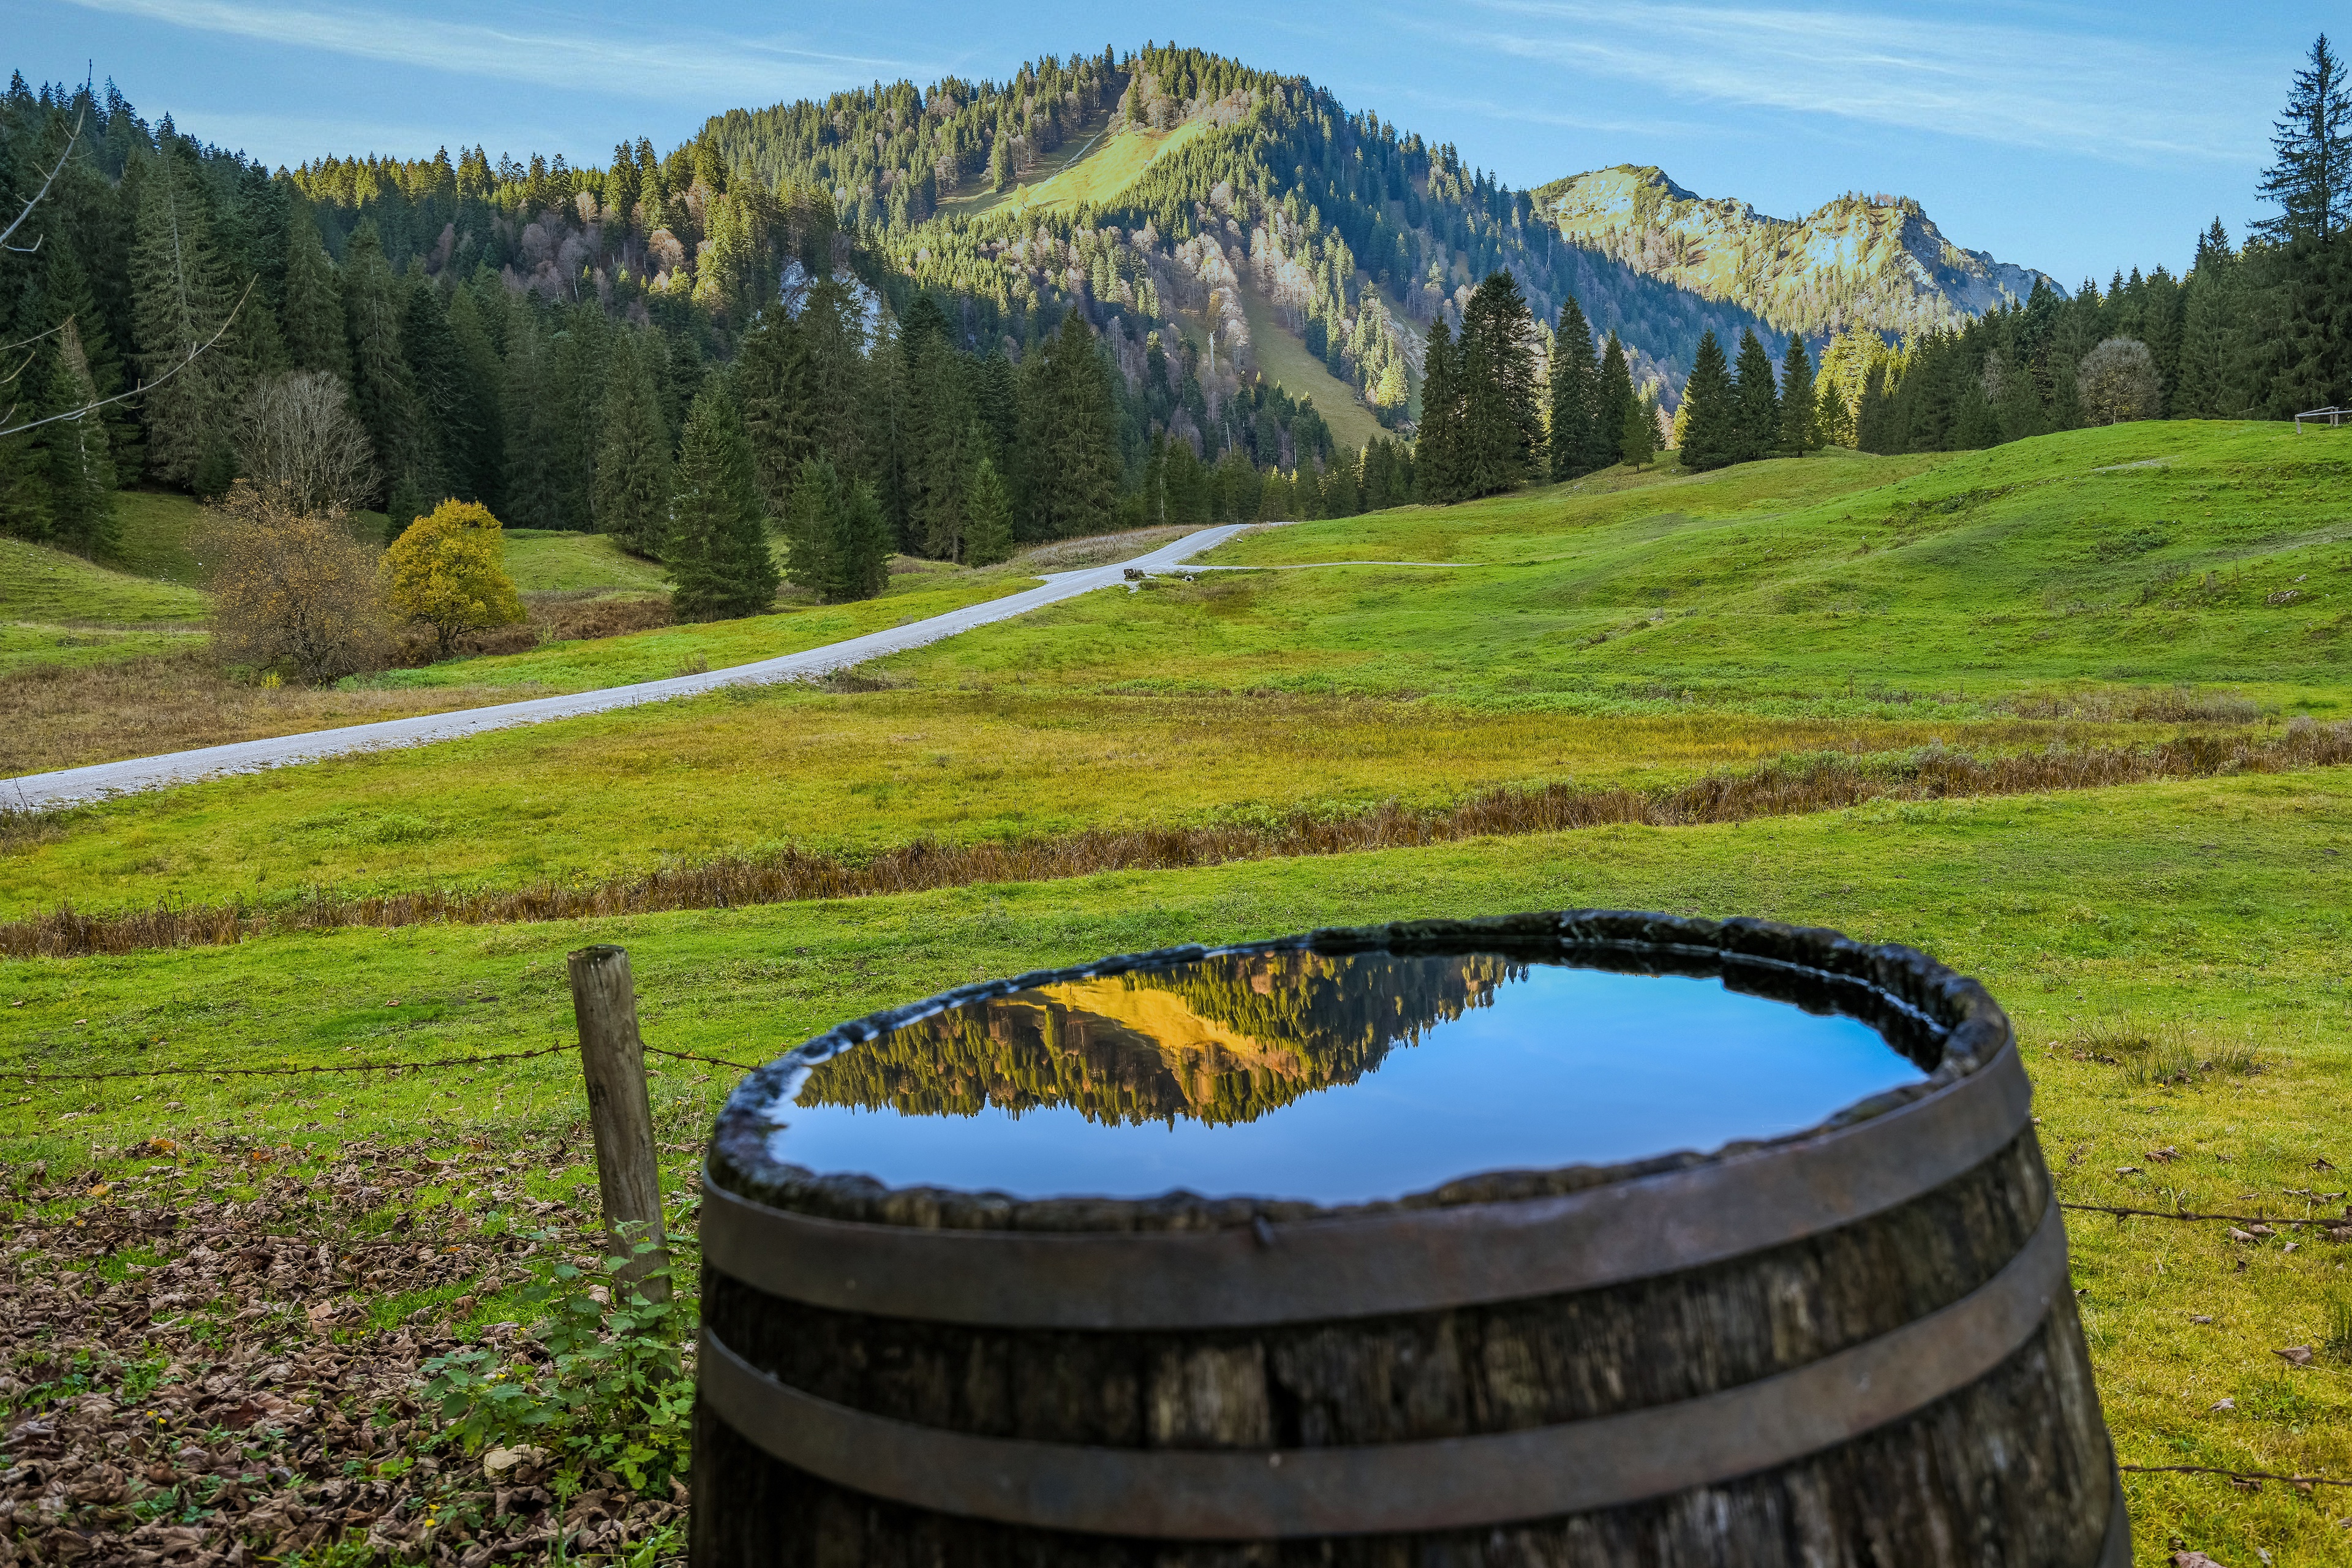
[7,420,2352,1562]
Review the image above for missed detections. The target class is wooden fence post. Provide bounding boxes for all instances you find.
[567,943,671,1302]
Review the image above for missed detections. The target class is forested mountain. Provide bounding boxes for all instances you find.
[1533,165,2058,342]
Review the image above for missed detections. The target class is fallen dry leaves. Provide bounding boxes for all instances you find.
[0,1132,690,1565]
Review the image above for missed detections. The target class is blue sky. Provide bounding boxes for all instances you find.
[15,0,2321,284]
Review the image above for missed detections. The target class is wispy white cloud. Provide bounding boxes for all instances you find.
[57,0,922,107]
[1446,0,2271,165]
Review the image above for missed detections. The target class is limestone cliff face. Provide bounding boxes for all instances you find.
[1531,165,2059,341]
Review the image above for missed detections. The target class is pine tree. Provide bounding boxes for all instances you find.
[1457,270,1541,497]
[667,387,777,619]
[779,454,889,601]
[963,450,1014,565]
[402,280,481,498]
[1676,330,1736,471]
[279,205,349,379]
[1018,313,1120,538]
[594,335,673,556]
[1779,337,1819,454]
[443,282,507,510]
[341,224,432,500]
[736,307,815,517]
[1619,397,1657,469]
[1548,296,1599,481]
[129,141,238,486]
[907,331,974,557]
[2255,35,2352,245]
[499,314,560,529]
[1593,333,1634,470]
[1415,317,1463,502]
[1730,330,1780,461]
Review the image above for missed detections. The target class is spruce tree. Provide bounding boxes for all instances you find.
[907,332,975,557]
[341,224,432,500]
[129,141,238,486]
[963,451,1014,565]
[594,335,673,556]
[1017,313,1121,538]
[667,387,778,619]
[1676,330,1736,472]
[443,283,507,510]
[2255,35,2352,245]
[1415,317,1463,502]
[736,307,815,517]
[1779,337,1819,454]
[1619,397,1657,469]
[1457,270,1541,498]
[1730,330,1780,461]
[1548,296,1599,481]
[499,314,560,529]
[279,205,349,379]
[1593,333,1634,470]
[780,454,841,598]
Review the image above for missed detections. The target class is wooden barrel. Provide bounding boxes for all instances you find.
[693,911,2128,1566]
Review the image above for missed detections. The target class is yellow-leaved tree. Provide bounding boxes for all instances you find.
[383,500,525,658]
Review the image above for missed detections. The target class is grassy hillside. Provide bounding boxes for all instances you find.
[500,529,671,594]
[0,527,209,679]
[1237,286,1389,451]
[940,118,1211,222]
[9,421,2345,922]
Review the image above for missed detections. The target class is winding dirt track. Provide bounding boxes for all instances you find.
[4,525,1252,809]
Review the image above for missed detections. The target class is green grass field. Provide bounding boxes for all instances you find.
[500,528,671,594]
[9,420,2352,1561]
[938,119,1208,222]
[7,770,2349,1565]
[9,422,2345,921]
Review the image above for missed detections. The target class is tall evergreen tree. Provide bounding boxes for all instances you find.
[667,387,777,618]
[1619,396,1657,469]
[963,450,1014,566]
[1676,330,1736,472]
[1017,313,1120,538]
[341,224,431,499]
[779,454,890,601]
[1456,270,1542,498]
[1730,330,1780,461]
[1548,295,1599,481]
[279,205,349,379]
[499,314,561,529]
[1415,317,1463,502]
[1779,337,1819,454]
[736,307,815,517]
[2255,35,2352,245]
[1593,333,1634,470]
[402,279,481,499]
[594,334,673,556]
[129,141,238,486]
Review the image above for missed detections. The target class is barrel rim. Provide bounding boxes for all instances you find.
[707,909,2012,1233]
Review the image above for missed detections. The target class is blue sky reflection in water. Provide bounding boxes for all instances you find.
[775,962,1926,1205]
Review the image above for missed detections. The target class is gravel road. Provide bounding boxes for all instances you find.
[6,524,1251,809]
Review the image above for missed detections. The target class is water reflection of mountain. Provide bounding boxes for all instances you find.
[798,952,1525,1127]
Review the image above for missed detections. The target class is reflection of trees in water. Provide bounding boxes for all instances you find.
[799,952,1523,1126]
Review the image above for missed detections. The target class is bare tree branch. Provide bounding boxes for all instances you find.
[0,108,87,253]
[0,276,255,440]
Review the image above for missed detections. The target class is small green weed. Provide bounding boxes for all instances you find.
[421,1237,693,1493]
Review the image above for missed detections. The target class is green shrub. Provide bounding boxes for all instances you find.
[421,1238,693,1491]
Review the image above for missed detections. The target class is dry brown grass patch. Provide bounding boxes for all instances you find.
[0,649,533,777]
[10,723,2348,959]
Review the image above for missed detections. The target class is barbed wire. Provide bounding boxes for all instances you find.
[2060,1200,2346,1228]
[2120,1462,2352,1490]
[9,1041,762,1084]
